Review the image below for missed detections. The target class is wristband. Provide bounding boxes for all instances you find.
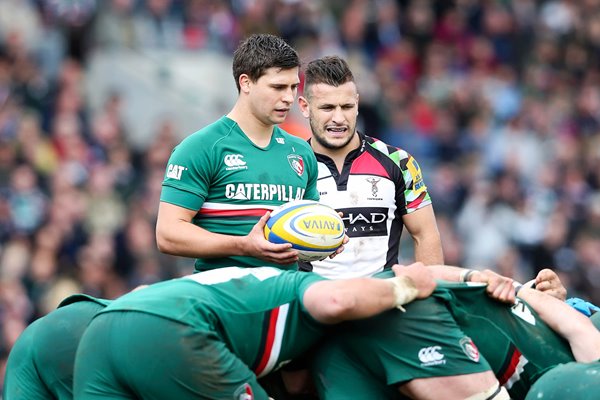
[513,281,523,296]
[460,269,476,282]
[523,279,537,289]
[386,276,419,312]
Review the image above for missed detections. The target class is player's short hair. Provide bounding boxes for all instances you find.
[303,56,355,98]
[232,34,300,92]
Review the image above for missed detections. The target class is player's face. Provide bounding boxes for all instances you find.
[299,82,359,150]
[246,67,300,126]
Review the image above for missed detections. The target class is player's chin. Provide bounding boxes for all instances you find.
[271,110,289,122]
[324,137,350,149]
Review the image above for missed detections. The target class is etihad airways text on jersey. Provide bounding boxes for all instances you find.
[225,183,306,201]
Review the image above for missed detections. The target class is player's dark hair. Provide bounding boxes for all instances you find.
[303,56,355,98]
[232,34,300,92]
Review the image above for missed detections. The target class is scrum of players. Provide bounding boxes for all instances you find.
[4,264,600,399]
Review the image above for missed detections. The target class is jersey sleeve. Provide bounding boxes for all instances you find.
[160,135,214,211]
[301,142,320,201]
[296,273,327,312]
[400,153,432,214]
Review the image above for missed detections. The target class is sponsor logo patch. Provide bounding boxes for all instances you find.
[418,346,446,367]
[337,207,388,237]
[224,154,248,171]
[406,156,426,194]
[166,164,186,180]
[225,183,305,202]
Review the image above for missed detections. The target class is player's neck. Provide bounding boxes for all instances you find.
[312,132,360,173]
[227,107,273,148]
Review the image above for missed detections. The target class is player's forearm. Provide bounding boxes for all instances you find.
[413,235,444,265]
[305,279,398,324]
[423,264,464,281]
[518,287,600,362]
[156,220,244,258]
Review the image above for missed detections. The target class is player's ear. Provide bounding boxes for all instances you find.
[298,96,310,118]
[239,74,251,94]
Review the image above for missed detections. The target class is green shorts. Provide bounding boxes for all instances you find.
[74,311,270,400]
[313,295,491,398]
[3,300,104,400]
[313,338,404,400]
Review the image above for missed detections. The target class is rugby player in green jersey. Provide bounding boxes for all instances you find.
[73,264,435,399]
[312,265,600,400]
[156,33,328,272]
[3,295,110,400]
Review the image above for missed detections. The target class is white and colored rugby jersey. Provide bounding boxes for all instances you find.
[307,133,432,278]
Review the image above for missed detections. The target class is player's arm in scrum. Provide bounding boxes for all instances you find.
[427,263,600,363]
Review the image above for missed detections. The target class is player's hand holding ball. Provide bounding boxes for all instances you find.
[264,200,346,262]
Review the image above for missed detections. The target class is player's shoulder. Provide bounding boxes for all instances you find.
[180,117,236,145]
[363,134,412,169]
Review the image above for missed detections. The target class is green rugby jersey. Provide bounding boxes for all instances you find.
[357,272,575,399]
[98,267,325,377]
[161,116,319,271]
[436,282,575,399]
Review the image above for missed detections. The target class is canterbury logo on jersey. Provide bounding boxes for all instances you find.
[337,207,389,237]
[224,154,248,171]
[225,183,306,201]
[166,164,186,180]
[418,346,446,366]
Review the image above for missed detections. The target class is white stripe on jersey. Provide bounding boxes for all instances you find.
[257,303,290,378]
[504,355,529,390]
[201,202,278,210]
[184,267,282,285]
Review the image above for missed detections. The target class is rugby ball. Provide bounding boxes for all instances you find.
[264,200,345,261]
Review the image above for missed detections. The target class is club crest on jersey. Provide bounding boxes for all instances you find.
[460,337,480,362]
[366,177,381,197]
[233,383,254,400]
[287,155,304,176]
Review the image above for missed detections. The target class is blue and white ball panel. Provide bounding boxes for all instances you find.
[264,200,345,261]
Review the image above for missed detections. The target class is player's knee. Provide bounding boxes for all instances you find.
[465,383,510,400]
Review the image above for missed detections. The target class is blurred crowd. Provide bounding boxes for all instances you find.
[1,0,600,391]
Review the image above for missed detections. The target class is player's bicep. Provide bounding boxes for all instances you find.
[156,202,201,246]
[402,205,438,237]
